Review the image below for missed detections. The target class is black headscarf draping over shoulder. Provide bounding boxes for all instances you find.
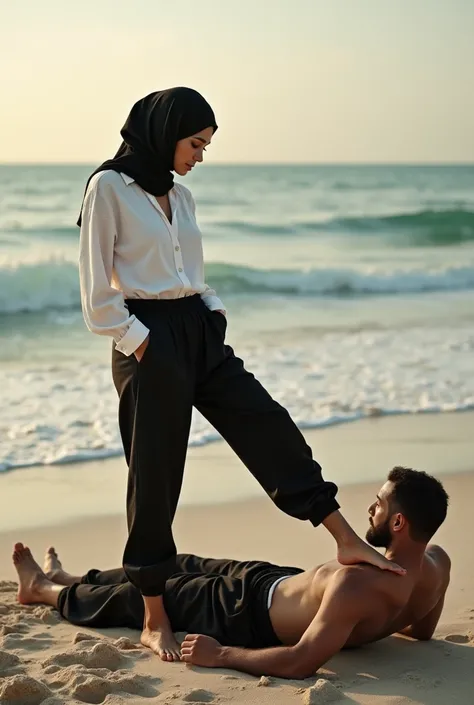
[77,87,217,226]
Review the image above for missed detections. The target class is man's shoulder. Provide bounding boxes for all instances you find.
[326,565,389,603]
[426,543,449,559]
[426,544,451,581]
[331,563,416,615]
[329,563,386,587]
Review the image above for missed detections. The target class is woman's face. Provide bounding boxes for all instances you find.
[173,126,214,176]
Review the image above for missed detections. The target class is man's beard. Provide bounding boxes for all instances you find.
[366,519,392,548]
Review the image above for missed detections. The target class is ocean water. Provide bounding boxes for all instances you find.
[1,164,474,473]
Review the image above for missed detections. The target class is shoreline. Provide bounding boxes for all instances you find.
[0,410,472,534]
[4,406,474,475]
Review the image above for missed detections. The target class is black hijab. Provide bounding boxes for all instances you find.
[77,87,217,226]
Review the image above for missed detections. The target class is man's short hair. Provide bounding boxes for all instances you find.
[387,467,449,542]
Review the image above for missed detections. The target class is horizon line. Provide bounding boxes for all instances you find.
[1,161,474,167]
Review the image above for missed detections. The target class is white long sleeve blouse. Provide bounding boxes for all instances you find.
[78,170,225,356]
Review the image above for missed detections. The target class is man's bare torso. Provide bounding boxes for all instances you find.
[270,545,448,648]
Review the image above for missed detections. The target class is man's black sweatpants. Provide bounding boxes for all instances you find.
[111,295,339,597]
[57,554,304,648]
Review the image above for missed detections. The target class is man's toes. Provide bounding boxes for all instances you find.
[14,543,25,554]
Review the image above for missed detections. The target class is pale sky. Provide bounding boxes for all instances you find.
[1,0,473,164]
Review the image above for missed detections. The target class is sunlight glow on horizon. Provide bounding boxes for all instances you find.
[1,0,473,164]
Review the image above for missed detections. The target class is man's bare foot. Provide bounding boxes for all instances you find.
[337,538,406,576]
[43,546,62,579]
[13,543,51,604]
[42,546,81,586]
[141,627,182,663]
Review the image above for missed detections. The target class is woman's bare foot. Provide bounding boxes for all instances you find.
[323,510,405,576]
[13,543,54,605]
[337,538,406,576]
[141,595,181,662]
[141,627,182,663]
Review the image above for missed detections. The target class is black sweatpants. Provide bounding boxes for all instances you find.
[111,295,338,596]
[57,554,303,648]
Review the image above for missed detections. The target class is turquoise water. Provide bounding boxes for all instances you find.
[1,164,474,471]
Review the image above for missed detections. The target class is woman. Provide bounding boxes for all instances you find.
[78,87,403,663]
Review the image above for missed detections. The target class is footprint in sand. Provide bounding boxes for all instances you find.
[445,633,471,644]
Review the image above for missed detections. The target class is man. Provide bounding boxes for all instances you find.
[13,467,450,680]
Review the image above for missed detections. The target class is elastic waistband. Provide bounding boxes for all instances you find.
[125,294,204,313]
[249,566,303,648]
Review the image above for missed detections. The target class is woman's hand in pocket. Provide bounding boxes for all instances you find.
[134,335,150,362]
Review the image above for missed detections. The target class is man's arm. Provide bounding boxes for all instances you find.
[398,595,446,641]
[182,570,380,679]
[398,546,451,641]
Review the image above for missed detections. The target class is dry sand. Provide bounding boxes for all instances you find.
[0,413,473,704]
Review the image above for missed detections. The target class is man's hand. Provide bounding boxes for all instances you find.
[134,335,150,362]
[215,309,226,316]
[181,634,224,668]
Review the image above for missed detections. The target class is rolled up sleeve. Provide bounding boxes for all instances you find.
[201,287,226,314]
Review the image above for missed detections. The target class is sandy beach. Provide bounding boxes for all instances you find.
[3,3,474,701]
[1,412,473,704]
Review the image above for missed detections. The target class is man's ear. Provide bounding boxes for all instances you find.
[391,512,406,533]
